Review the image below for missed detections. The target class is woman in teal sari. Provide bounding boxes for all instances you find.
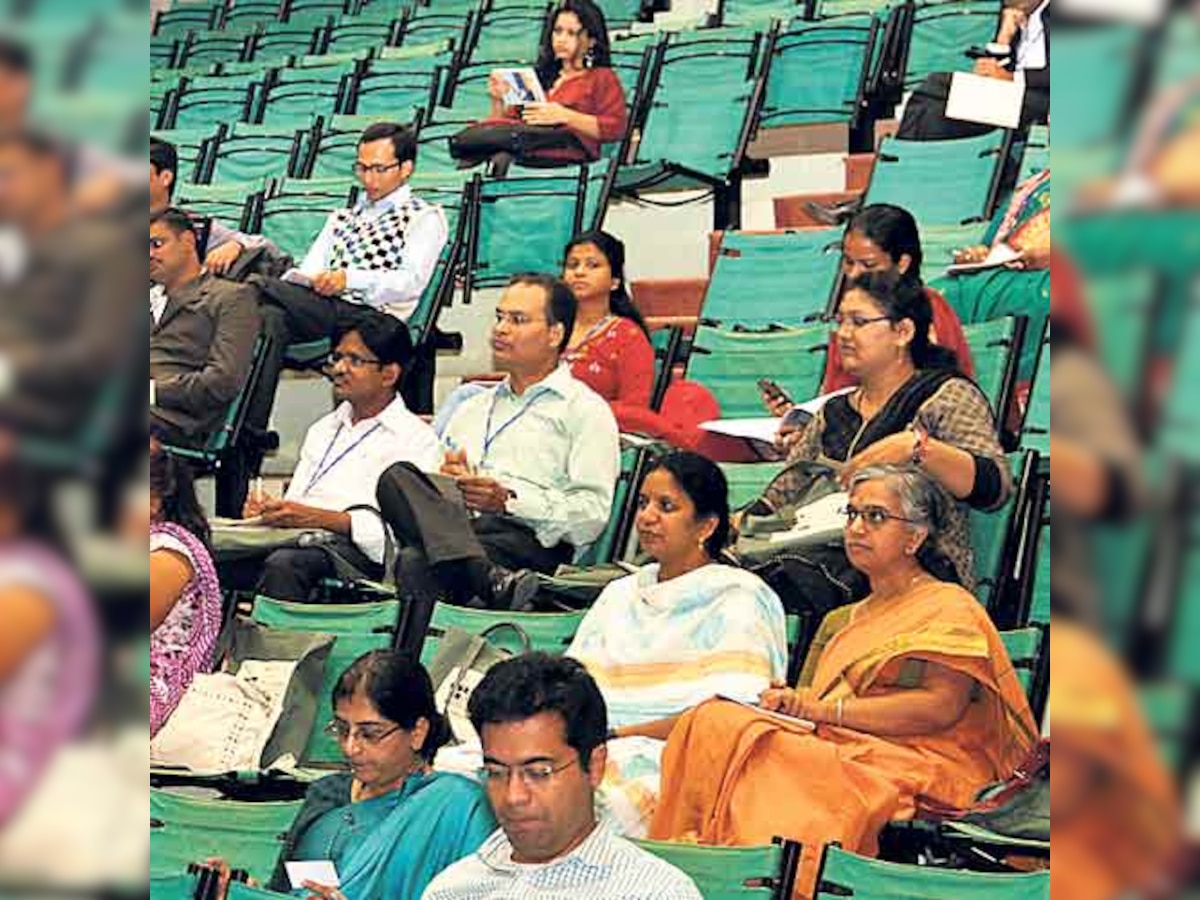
[266,651,496,900]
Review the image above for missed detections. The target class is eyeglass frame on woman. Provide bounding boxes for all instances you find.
[323,350,387,370]
[841,504,921,529]
[825,313,893,332]
[323,719,404,746]
[476,758,578,788]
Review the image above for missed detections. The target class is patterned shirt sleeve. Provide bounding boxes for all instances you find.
[916,378,1013,511]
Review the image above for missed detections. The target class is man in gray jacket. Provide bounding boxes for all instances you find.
[150,207,260,445]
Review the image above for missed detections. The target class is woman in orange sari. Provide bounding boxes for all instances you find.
[649,464,1037,898]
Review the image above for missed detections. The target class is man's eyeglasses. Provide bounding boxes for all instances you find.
[825,313,891,332]
[842,504,920,529]
[323,720,403,746]
[353,162,403,176]
[324,351,386,370]
[476,758,577,787]
[494,310,547,328]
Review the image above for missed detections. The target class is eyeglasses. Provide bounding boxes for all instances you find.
[324,350,386,370]
[826,313,891,332]
[477,758,578,787]
[353,162,403,176]
[841,504,920,529]
[323,719,403,746]
[494,310,547,328]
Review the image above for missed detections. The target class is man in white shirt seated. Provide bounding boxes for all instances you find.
[896,0,1050,141]
[253,121,449,349]
[236,317,442,602]
[421,654,703,900]
[377,274,620,656]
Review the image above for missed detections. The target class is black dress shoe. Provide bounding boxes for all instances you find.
[803,197,863,227]
[488,566,541,612]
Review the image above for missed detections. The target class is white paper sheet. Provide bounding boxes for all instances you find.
[946,71,1025,130]
[286,860,341,891]
[945,241,1022,275]
[698,387,855,443]
[1057,0,1166,25]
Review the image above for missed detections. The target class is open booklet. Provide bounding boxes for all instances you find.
[496,67,546,106]
[714,695,816,732]
[698,387,855,445]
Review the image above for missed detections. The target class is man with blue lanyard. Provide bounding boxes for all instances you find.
[377,274,620,657]
[237,318,442,602]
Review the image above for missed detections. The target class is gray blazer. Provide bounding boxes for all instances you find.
[150,271,261,440]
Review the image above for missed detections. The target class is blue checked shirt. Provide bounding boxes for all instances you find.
[421,823,703,900]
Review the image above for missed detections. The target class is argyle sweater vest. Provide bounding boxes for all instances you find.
[327,195,431,305]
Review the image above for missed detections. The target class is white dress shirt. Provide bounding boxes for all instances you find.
[285,395,442,563]
[421,823,703,900]
[1016,0,1049,73]
[294,183,448,322]
[441,365,620,556]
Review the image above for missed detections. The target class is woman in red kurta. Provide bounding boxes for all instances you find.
[451,0,629,168]
[561,230,656,409]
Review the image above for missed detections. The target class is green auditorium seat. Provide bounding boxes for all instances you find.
[1166,514,1200,687]
[686,323,828,419]
[720,0,803,29]
[228,883,298,900]
[256,179,358,261]
[635,838,802,899]
[464,163,611,299]
[1020,124,1049,182]
[1086,268,1158,402]
[594,0,647,29]
[1050,24,1142,151]
[419,603,588,667]
[224,0,288,33]
[917,222,984,276]
[286,0,350,20]
[177,180,260,233]
[576,448,647,567]
[701,230,842,329]
[815,844,1050,900]
[1139,682,1194,773]
[1020,336,1049,457]
[165,72,264,131]
[864,130,1009,226]
[758,15,877,129]
[1000,625,1047,718]
[720,462,787,510]
[246,19,328,64]
[348,66,441,123]
[617,32,766,198]
[900,0,1000,92]
[464,6,548,65]
[251,596,403,765]
[150,872,201,900]
[154,126,222,183]
[207,123,313,185]
[177,28,253,69]
[150,789,303,884]
[154,3,222,40]
[259,58,359,126]
[399,9,477,52]
[970,450,1035,621]
[961,315,1024,428]
[325,12,403,55]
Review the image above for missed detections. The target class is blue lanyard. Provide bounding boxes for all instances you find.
[481,389,546,467]
[305,422,383,493]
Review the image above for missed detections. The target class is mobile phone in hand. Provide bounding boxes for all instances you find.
[758,378,792,406]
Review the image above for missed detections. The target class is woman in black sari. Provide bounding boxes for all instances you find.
[748,271,1011,591]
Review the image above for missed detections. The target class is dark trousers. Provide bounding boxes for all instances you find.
[251,275,387,346]
[897,72,1050,142]
[376,462,573,657]
[219,533,383,603]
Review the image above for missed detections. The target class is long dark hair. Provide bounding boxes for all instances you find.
[846,204,924,282]
[535,0,613,89]
[150,448,211,549]
[333,650,453,763]
[643,451,732,558]
[563,230,649,337]
[845,270,959,373]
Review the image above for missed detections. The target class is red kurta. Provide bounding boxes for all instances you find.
[565,317,655,407]
[492,66,628,162]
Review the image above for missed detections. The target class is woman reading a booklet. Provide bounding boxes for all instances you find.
[566,452,787,835]
[449,0,628,172]
[149,442,222,737]
[650,465,1038,898]
[754,270,1011,591]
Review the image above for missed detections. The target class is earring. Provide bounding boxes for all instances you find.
[585,48,595,68]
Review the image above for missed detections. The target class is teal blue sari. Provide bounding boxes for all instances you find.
[269,771,496,900]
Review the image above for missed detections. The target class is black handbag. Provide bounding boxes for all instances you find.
[449,122,591,166]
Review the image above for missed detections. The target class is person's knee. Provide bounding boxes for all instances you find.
[376,461,424,505]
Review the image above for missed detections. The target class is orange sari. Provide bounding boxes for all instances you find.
[649,581,1037,898]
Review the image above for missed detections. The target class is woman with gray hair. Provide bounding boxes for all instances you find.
[650,464,1038,896]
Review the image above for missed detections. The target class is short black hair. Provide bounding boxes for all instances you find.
[508,273,578,354]
[468,654,608,771]
[0,36,32,74]
[150,137,178,195]
[151,206,198,239]
[332,651,452,762]
[337,316,414,372]
[359,122,417,166]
